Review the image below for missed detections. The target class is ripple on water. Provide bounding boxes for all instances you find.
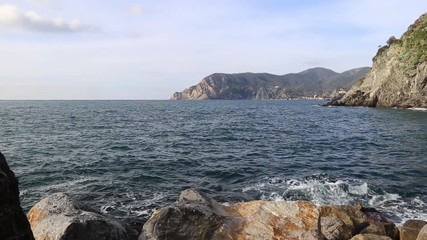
[0,100,425,224]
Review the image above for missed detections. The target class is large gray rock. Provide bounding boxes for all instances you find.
[27,192,129,240]
[141,188,238,240]
[141,188,320,240]
[0,152,34,240]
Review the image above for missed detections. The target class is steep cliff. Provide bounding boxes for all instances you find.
[171,67,369,100]
[330,13,427,108]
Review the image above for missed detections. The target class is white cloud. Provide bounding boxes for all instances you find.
[0,4,99,33]
[126,5,143,15]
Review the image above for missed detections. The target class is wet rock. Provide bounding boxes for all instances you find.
[361,208,399,240]
[27,192,129,240]
[123,217,146,240]
[141,188,320,240]
[400,220,427,240]
[350,234,392,240]
[0,152,34,240]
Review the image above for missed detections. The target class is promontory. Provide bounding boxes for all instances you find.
[171,67,369,100]
[329,13,427,108]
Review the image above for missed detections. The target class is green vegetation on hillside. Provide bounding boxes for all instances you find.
[400,13,427,69]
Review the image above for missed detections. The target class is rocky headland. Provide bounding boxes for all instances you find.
[171,67,370,100]
[329,13,427,108]
[1,152,427,240]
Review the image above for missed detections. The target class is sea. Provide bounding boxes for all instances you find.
[0,100,426,225]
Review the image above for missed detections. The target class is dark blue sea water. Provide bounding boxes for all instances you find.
[0,100,426,224]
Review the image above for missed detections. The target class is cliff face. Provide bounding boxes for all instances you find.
[171,67,369,100]
[331,13,427,108]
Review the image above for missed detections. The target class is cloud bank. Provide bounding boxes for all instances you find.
[0,4,99,33]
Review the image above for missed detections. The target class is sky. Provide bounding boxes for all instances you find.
[0,1,426,99]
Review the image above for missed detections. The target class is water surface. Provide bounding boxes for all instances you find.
[0,100,425,224]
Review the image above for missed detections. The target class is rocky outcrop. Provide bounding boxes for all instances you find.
[0,152,35,240]
[171,67,370,100]
[330,13,427,108]
[141,188,320,240]
[140,188,413,240]
[27,192,130,240]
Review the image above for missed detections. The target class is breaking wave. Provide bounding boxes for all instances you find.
[242,174,427,225]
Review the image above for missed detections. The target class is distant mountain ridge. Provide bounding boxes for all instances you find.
[171,67,370,100]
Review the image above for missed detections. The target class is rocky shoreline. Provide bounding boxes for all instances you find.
[1,152,426,240]
[328,13,427,108]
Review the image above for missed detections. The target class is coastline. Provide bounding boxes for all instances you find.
[27,188,427,240]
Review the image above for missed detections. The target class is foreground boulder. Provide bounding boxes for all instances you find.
[0,152,34,240]
[141,188,320,240]
[399,220,427,240]
[27,192,129,240]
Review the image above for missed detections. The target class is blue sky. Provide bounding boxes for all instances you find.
[0,0,426,99]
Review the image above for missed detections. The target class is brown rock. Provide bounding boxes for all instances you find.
[350,234,392,240]
[0,152,34,240]
[141,188,320,240]
[399,220,427,240]
[319,205,369,237]
[360,208,399,240]
[404,220,427,230]
[361,224,387,236]
[416,224,427,240]
[319,205,368,227]
[226,200,320,240]
[320,216,352,240]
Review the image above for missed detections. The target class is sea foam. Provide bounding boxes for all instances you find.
[242,174,426,225]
